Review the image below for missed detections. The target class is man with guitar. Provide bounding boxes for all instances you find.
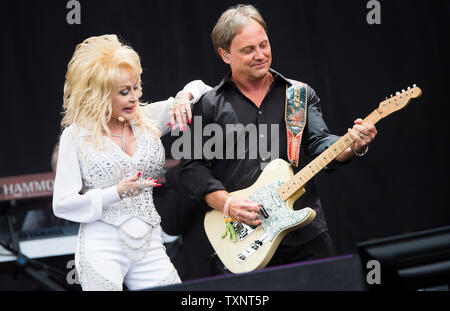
[180,4,377,275]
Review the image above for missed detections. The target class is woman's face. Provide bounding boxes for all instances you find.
[111,68,140,122]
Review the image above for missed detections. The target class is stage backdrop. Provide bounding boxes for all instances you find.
[1,0,448,255]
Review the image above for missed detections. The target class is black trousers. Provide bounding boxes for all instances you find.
[267,231,336,267]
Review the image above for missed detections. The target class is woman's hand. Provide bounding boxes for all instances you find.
[116,172,162,200]
[168,90,193,131]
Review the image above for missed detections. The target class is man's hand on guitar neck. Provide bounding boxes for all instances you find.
[337,118,378,162]
[204,190,262,227]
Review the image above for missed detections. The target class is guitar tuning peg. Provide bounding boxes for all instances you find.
[396,92,400,95]
[402,89,405,93]
[390,94,393,97]
[413,84,417,87]
[407,87,411,90]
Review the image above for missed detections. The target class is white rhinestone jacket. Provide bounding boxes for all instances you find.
[52,80,212,226]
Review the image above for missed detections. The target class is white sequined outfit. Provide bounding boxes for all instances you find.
[52,81,212,291]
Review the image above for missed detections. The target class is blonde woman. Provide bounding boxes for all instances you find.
[52,35,211,291]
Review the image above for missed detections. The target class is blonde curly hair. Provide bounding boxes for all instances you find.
[62,34,158,148]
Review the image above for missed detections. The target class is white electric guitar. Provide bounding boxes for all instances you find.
[204,85,422,274]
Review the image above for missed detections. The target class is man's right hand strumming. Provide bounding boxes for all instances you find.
[204,190,262,226]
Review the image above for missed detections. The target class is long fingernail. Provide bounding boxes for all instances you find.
[147,177,152,181]
[172,124,176,130]
[166,122,170,128]
[137,172,142,177]
[189,119,192,124]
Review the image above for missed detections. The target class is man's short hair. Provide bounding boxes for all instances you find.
[211,4,267,55]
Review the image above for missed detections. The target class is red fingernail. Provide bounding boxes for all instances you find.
[172,125,176,130]
[137,172,142,177]
[189,119,192,124]
[156,184,162,187]
[147,177,152,181]
[166,122,170,128]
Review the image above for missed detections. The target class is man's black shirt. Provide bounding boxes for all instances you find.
[180,69,342,245]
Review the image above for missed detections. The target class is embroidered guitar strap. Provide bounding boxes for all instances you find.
[285,82,308,167]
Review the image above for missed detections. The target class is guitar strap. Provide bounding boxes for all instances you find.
[285,82,308,167]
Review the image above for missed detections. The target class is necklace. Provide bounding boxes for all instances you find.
[111,121,126,151]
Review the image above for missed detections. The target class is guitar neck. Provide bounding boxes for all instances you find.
[277,110,382,201]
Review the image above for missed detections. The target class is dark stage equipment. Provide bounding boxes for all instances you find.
[148,254,366,291]
[357,226,450,291]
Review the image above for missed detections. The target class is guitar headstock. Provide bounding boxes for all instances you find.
[376,85,422,118]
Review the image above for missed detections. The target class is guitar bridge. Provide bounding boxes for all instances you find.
[237,235,269,262]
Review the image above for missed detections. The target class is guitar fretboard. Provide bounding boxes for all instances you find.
[277,110,382,201]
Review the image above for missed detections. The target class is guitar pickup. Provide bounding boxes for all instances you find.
[271,192,282,206]
[260,206,269,219]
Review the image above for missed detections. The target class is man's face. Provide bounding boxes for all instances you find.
[221,19,272,82]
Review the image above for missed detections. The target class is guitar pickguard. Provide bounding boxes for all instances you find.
[249,181,310,242]
[235,182,312,263]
